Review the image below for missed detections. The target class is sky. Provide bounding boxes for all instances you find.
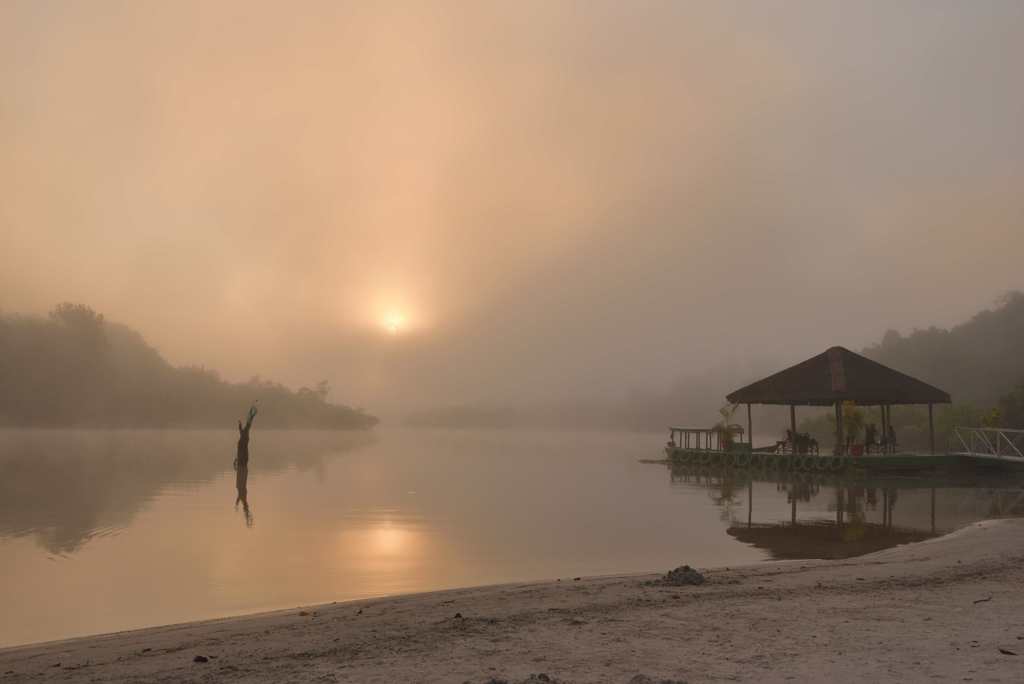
[2,1,1024,417]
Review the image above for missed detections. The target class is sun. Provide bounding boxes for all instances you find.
[382,311,406,335]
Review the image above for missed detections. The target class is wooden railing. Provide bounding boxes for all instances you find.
[668,426,744,451]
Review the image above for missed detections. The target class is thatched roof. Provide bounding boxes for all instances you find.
[726,346,951,406]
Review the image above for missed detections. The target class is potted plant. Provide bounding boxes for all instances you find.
[713,403,743,451]
[842,401,865,456]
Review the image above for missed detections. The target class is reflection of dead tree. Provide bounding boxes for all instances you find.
[235,465,253,528]
[234,403,258,468]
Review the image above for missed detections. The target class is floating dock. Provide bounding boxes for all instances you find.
[664,427,1024,473]
[663,444,967,473]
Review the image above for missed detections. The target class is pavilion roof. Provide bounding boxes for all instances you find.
[725,346,951,407]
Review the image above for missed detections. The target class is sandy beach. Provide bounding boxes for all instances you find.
[3,518,1023,683]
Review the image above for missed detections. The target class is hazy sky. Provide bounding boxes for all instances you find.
[3,1,1023,415]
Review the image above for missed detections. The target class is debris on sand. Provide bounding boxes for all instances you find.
[478,674,563,684]
[628,675,688,684]
[192,655,209,663]
[661,565,705,586]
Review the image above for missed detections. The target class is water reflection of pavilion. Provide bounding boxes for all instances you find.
[667,463,1024,560]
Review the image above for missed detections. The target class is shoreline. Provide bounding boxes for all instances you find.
[4,519,1024,683]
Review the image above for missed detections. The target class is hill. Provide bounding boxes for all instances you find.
[0,303,378,429]
[863,291,1024,407]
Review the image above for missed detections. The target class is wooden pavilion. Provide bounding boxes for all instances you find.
[726,346,951,456]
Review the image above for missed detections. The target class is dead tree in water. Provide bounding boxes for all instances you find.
[235,403,258,468]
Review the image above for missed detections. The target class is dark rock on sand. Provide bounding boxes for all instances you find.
[661,565,705,586]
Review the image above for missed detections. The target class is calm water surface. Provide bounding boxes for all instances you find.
[1,428,1022,646]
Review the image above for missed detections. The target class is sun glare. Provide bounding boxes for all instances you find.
[382,311,406,335]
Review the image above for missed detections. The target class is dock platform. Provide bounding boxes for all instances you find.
[663,445,1011,473]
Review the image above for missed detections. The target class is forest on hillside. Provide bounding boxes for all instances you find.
[798,291,1024,450]
[863,291,1024,407]
[0,304,378,429]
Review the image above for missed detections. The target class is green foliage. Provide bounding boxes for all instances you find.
[713,403,740,448]
[0,304,378,429]
[981,407,1002,428]
[49,302,104,330]
[998,383,1024,428]
[936,403,985,437]
[841,401,865,444]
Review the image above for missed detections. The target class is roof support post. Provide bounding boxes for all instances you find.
[789,405,796,455]
[882,405,888,454]
[747,403,753,447]
[834,402,844,456]
[928,403,935,455]
[886,405,892,454]
[878,405,885,454]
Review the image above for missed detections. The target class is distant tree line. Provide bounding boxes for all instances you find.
[799,291,1024,449]
[0,303,378,429]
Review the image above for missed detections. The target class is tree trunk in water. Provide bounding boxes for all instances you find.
[236,404,258,467]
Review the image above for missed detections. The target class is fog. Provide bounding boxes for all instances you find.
[3,1,1024,419]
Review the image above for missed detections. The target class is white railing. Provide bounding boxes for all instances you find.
[952,427,1024,461]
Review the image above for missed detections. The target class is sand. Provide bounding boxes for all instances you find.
[3,519,1024,683]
